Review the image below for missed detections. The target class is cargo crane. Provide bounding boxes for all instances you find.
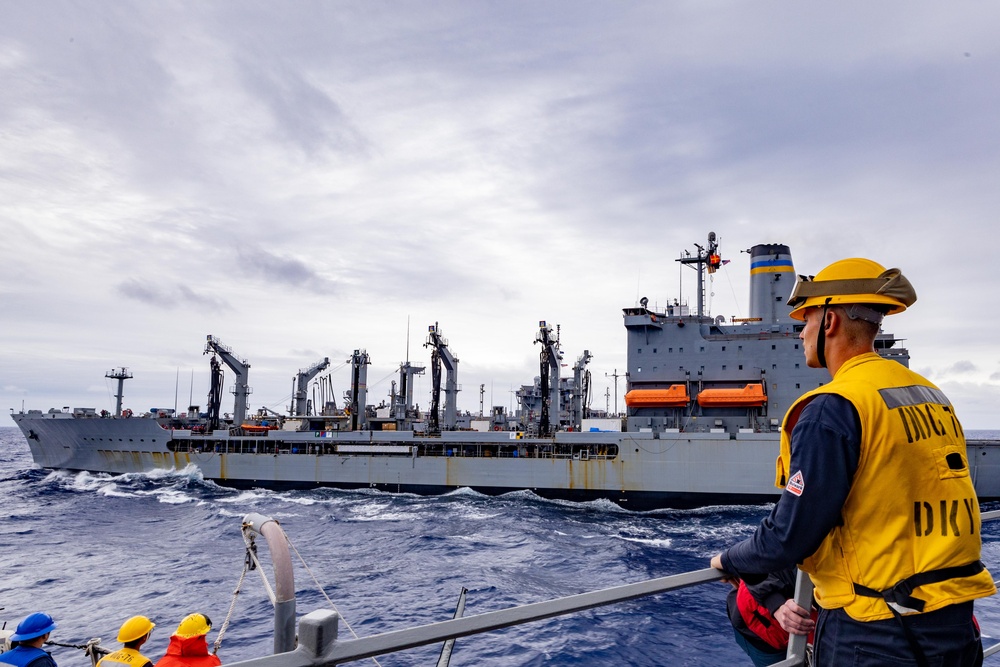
[425,323,459,432]
[292,357,330,416]
[204,335,251,427]
[206,355,225,431]
[571,350,592,431]
[534,321,561,436]
[394,361,426,426]
[347,349,370,431]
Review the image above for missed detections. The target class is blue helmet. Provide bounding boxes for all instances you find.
[11,613,57,642]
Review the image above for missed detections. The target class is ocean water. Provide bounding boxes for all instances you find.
[3,426,1000,667]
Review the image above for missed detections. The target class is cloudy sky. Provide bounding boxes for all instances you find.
[2,2,999,428]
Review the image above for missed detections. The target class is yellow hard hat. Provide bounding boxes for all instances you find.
[175,613,212,638]
[787,257,916,321]
[117,616,155,643]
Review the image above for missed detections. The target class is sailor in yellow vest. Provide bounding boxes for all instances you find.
[97,617,155,667]
[710,258,995,666]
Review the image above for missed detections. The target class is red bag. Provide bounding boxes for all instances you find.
[736,580,790,650]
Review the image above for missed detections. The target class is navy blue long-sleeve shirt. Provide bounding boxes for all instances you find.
[721,393,861,579]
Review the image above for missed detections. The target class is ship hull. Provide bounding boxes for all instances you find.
[14,413,1000,510]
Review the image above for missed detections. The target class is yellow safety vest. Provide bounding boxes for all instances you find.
[775,352,995,621]
[97,648,152,667]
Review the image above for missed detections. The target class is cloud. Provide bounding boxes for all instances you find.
[235,245,338,293]
[947,360,979,375]
[4,2,1000,430]
[235,57,370,159]
[116,279,230,310]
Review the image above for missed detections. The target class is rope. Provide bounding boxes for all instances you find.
[212,522,381,666]
[46,638,110,667]
[213,554,251,655]
[243,529,277,604]
[211,528,263,655]
[283,532,382,667]
[46,639,111,655]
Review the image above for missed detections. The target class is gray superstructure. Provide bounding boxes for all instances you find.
[12,233,1000,510]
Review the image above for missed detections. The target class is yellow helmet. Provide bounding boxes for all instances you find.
[787,257,916,321]
[175,613,212,638]
[117,616,155,643]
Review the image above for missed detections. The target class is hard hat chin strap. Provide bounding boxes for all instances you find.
[816,300,832,369]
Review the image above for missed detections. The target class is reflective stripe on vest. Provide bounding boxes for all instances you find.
[97,649,152,667]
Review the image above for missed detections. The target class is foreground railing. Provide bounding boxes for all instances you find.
[225,511,1000,667]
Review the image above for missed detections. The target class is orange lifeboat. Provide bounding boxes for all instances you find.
[624,384,690,408]
[696,383,766,408]
[241,423,278,433]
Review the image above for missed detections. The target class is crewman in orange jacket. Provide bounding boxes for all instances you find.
[153,614,220,667]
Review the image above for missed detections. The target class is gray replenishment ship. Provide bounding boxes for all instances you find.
[12,233,1000,510]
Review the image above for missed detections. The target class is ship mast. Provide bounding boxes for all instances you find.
[676,231,722,318]
[105,367,132,417]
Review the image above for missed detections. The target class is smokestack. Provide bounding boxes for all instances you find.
[748,243,796,324]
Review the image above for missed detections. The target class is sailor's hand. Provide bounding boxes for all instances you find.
[774,599,814,636]
[710,554,739,587]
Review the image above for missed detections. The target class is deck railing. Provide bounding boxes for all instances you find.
[224,510,1000,667]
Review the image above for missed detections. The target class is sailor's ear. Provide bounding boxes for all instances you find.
[823,307,844,333]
